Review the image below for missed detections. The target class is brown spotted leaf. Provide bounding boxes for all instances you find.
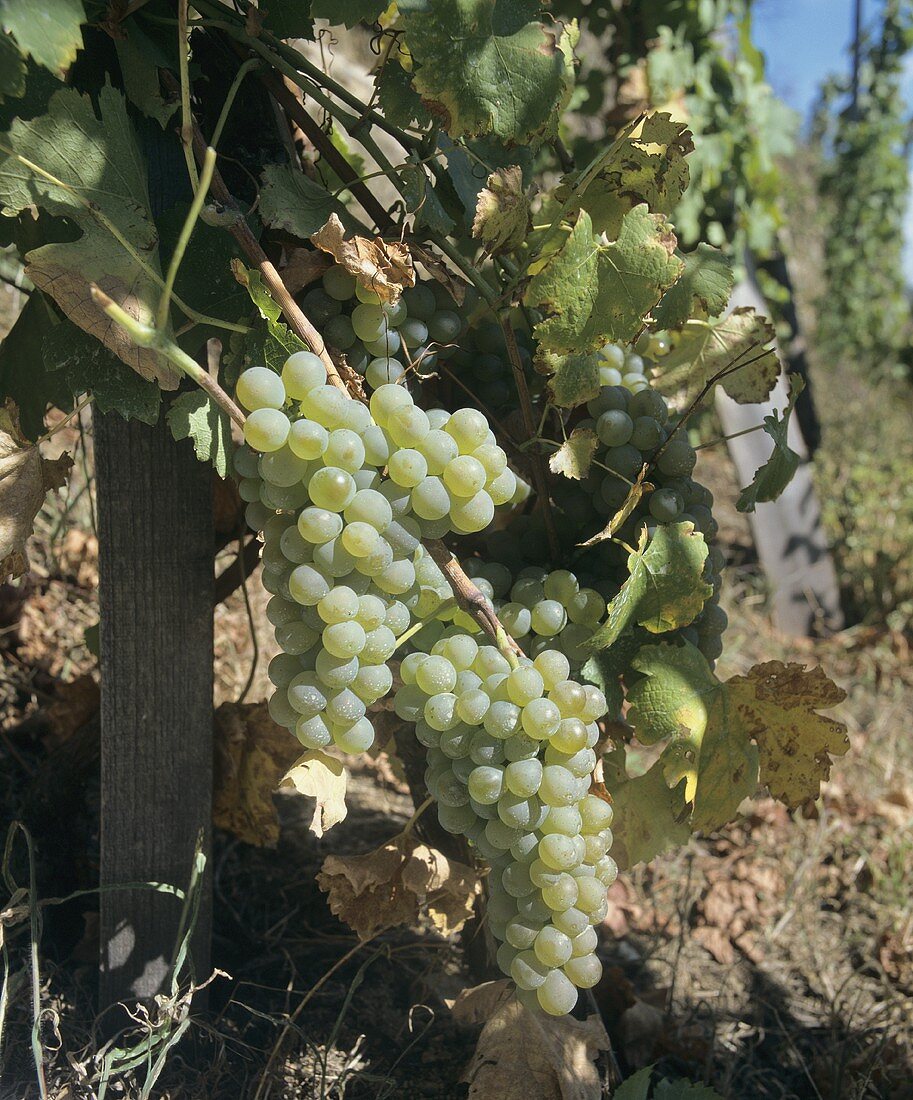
[452,979,611,1099]
[549,427,598,481]
[472,166,531,254]
[0,401,72,582]
[317,831,479,940]
[311,213,415,303]
[728,661,848,806]
[213,701,302,847]
[280,750,348,838]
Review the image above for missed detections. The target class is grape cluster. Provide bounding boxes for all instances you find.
[233,351,515,752]
[394,631,615,1015]
[302,265,465,391]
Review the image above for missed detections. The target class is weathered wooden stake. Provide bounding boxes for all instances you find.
[95,406,214,1006]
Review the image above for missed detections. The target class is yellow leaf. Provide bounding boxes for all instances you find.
[471,166,532,254]
[310,213,415,303]
[452,979,611,1099]
[728,661,848,806]
[0,400,72,582]
[213,701,301,847]
[548,427,598,481]
[280,750,349,838]
[317,831,479,940]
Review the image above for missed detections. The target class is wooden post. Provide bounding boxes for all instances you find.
[719,258,843,637]
[95,405,214,1005]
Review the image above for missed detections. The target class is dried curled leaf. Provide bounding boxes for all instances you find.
[280,750,348,838]
[549,427,598,481]
[311,213,415,303]
[578,464,652,547]
[213,701,302,847]
[472,166,531,254]
[453,979,611,1099]
[0,401,72,582]
[317,831,479,940]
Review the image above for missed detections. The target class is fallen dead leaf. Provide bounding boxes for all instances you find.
[213,701,302,846]
[452,979,612,1100]
[280,749,348,838]
[0,401,72,582]
[317,830,479,940]
[311,214,414,303]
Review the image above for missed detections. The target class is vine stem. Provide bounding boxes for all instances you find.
[177,0,200,191]
[90,286,246,428]
[156,146,216,331]
[498,317,561,562]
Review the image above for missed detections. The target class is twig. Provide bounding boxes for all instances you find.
[90,287,246,428]
[210,58,261,151]
[177,0,200,191]
[498,317,560,561]
[157,146,216,330]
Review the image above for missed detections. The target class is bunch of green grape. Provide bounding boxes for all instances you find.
[393,630,616,1015]
[232,351,515,753]
[302,265,466,391]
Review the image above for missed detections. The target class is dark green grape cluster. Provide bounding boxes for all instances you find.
[393,629,615,1016]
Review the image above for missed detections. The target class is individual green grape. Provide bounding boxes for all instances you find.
[504,758,543,797]
[322,621,366,658]
[510,950,549,991]
[324,429,366,473]
[296,714,333,749]
[596,409,634,447]
[289,564,331,606]
[427,310,462,343]
[450,490,495,534]
[334,716,375,753]
[445,407,489,451]
[657,436,697,476]
[533,925,573,967]
[538,831,579,870]
[317,586,360,624]
[237,366,286,411]
[537,969,578,1016]
[309,467,357,511]
[387,404,431,448]
[351,303,388,343]
[365,357,405,388]
[281,352,326,399]
[322,264,356,301]
[443,455,487,497]
[387,448,428,487]
[288,418,329,460]
[244,408,290,452]
[298,507,344,545]
[364,329,401,359]
[488,468,518,506]
[563,953,601,989]
[649,486,684,522]
[506,666,545,706]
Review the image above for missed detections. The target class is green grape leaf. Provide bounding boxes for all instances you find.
[524,212,599,354]
[258,0,313,38]
[526,207,683,355]
[310,0,385,27]
[538,348,601,408]
[0,32,26,102]
[397,157,456,235]
[0,0,85,76]
[114,19,179,128]
[471,165,530,254]
[627,643,759,831]
[661,307,780,405]
[43,320,161,424]
[166,390,230,476]
[0,293,73,439]
[602,749,690,870]
[0,84,176,387]
[609,1066,654,1100]
[555,113,693,239]
[226,262,308,387]
[376,58,425,129]
[585,522,712,652]
[580,629,645,715]
[548,426,597,480]
[736,377,804,513]
[653,244,733,330]
[397,0,573,144]
[728,661,848,807]
[259,163,352,240]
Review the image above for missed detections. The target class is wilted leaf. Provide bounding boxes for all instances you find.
[472,166,531,254]
[259,164,351,240]
[578,464,651,546]
[602,749,690,870]
[282,248,332,295]
[311,213,414,303]
[408,242,467,305]
[0,400,72,582]
[662,307,780,405]
[736,377,804,513]
[166,391,230,476]
[555,113,694,239]
[398,0,574,144]
[0,84,176,386]
[1,0,85,76]
[653,244,733,329]
[627,643,759,830]
[585,523,711,652]
[213,701,302,847]
[730,661,848,806]
[281,750,348,838]
[318,831,479,939]
[549,427,597,480]
[453,979,612,1099]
